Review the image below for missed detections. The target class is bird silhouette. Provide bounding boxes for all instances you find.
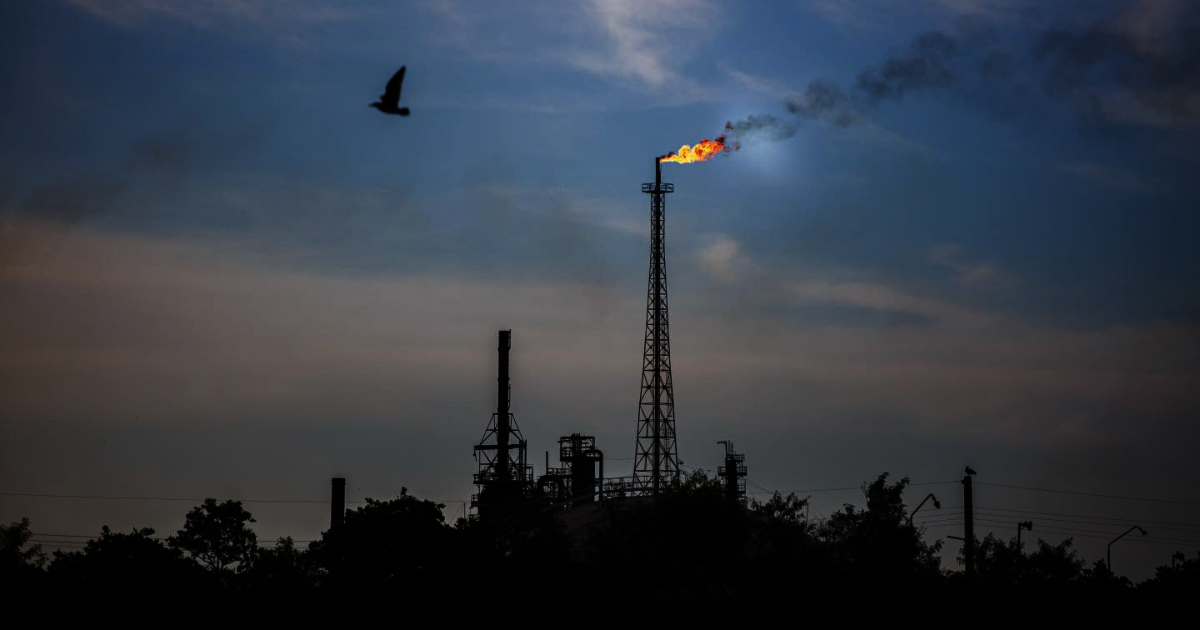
[965,466,977,475]
[370,66,410,116]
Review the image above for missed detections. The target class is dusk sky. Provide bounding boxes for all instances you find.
[2,0,1198,581]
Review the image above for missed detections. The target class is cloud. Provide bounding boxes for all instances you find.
[926,242,1001,285]
[697,234,751,282]
[803,0,1030,32]
[63,0,356,45]
[784,277,989,327]
[4,216,1200,567]
[1058,162,1156,192]
[419,0,721,103]
[572,0,717,91]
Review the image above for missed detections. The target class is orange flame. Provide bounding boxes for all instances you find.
[659,132,738,164]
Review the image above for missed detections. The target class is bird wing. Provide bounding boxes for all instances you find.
[382,65,406,104]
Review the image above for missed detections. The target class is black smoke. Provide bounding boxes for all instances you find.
[723,114,799,143]
[730,4,1200,139]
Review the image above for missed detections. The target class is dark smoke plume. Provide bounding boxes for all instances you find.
[770,5,1200,131]
[723,114,799,144]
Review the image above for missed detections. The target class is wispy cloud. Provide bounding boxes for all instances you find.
[5,221,1199,459]
[64,0,357,45]
[419,0,722,103]
[1058,162,1157,192]
[926,242,1002,285]
[803,0,1030,31]
[784,276,990,326]
[571,0,717,92]
[697,234,753,282]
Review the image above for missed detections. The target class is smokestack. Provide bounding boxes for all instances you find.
[496,330,511,481]
[330,477,345,530]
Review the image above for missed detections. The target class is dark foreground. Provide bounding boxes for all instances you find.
[3,472,1196,621]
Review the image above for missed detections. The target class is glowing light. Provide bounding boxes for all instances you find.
[659,131,738,164]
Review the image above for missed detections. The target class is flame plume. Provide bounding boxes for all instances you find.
[659,131,738,164]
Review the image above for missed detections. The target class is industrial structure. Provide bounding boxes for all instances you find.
[717,441,747,504]
[633,156,681,494]
[467,158,749,519]
[537,434,604,507]
[471,330,534,518]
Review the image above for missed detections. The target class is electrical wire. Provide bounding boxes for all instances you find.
[970,517,1200,546]
[976,482,1200,506]
[973,505,1200,530]
[1,491,464,505]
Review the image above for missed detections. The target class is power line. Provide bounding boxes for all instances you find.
[973,508,1200,533]
[2,491,464,505]
[914,516,964,526]
[976,482,1200,507]
[974,505,1200,530]
[971,517,1200,546]
[3,491,328,504]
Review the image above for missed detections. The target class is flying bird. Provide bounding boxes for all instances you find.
[370,65,410,116]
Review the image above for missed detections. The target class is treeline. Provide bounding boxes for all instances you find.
[2,472,1196,620]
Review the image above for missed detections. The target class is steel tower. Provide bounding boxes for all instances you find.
[633,157,680,493]
[472,330,532,518]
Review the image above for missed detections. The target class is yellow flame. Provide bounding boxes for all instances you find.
[660,134,730,164]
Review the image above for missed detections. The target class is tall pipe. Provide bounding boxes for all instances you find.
[496,330,511,481]
[651,157,662,493]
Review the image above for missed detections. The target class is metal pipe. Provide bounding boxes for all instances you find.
[497,330,511,481]
[907,493,940,525]
[1108,525,1147,573]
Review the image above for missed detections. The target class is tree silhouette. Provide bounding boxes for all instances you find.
[1,517,47,596]
[49,525,208,599]
[819,472,943,598]
[168,498,258,572]
[308,490,452,596]
[5,473,1196,616]
[1,517,45,571]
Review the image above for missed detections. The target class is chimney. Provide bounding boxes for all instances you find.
[331,477,346,530]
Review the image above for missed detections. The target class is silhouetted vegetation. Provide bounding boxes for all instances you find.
[3,472,1195,618]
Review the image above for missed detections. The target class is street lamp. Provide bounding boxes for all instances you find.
[907,493,941,525]
[1017,520,1033,549]
[1107,525,1147,573]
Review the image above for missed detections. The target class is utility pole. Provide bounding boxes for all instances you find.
[963,466,977,579]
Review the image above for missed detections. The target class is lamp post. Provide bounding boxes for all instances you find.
[1107,525,1147,573]
[907,493,941,525]
[1017,520,1033,549]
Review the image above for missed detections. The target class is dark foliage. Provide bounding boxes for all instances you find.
[168,498,258,573]
[5,472,1196,620]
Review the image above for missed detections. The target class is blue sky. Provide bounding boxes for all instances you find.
[2,0,1199,580]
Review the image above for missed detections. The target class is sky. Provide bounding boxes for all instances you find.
[1,0,1199,581]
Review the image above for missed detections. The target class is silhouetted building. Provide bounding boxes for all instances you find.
[538,434,604,507]
[716,441,746,504]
